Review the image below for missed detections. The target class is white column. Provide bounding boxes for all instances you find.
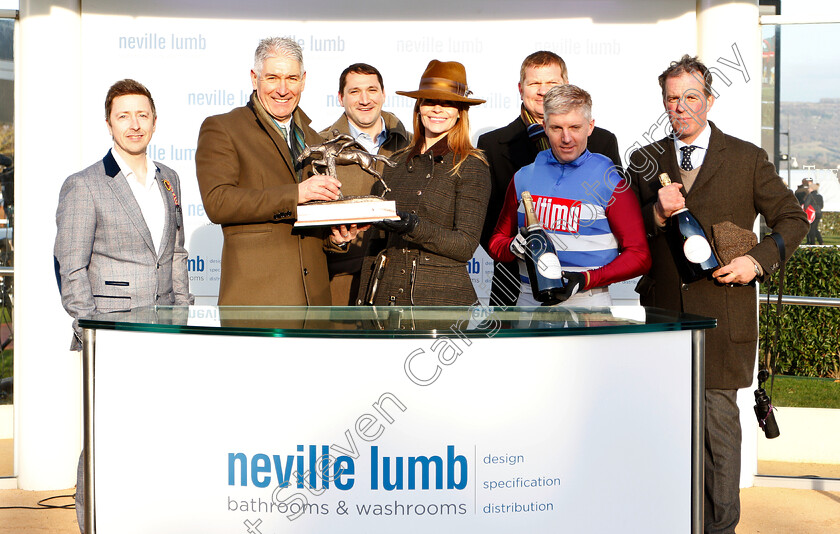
[696,0,762,144]
[696,0,761,489]
[15,0,83,490]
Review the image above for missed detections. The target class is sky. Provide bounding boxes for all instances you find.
[778,23,840,103]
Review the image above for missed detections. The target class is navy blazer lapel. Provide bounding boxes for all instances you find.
[499,118,528,145]
[499,118,538,169]
[103,151,157,255]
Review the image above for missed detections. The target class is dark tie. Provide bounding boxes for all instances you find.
[680,145,697,171]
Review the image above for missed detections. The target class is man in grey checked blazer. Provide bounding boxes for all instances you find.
[55,79,193,351]
[55,79,194,533]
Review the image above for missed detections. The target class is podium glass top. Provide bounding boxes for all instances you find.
[79,305,715,339]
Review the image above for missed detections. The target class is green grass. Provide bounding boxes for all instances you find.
[0,348,10,375]
[801,235,840,246]
[768,375,840,409]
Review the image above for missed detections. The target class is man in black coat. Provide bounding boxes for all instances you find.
[804,182,824,245]
[794,178,811,205]
[478,51,623,306]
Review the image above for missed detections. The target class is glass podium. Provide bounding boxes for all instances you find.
[79,305,714,534]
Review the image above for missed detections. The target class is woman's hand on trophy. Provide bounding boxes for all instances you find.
[330,223,369,247]
[374,211,419,235]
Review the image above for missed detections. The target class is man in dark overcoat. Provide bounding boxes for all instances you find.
[478,50,623,306]
[628,55,809,534]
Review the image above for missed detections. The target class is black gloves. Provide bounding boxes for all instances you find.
[375,211,419,235]
[561,271,586,301]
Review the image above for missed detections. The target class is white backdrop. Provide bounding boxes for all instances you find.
[76,2,699,301]
[17,0,769,490]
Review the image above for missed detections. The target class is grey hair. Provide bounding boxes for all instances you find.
[542,84,592,122]
[253,37,304,76]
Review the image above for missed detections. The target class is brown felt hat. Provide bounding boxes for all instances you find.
[396,60,485,105]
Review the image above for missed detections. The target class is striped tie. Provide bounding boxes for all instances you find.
[289,121,305,162]
[279,123,305,180]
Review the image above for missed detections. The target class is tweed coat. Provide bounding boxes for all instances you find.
[319,112,410,284]
[196,93,336,305]
[477,117,622,305]
[54,150,193,350]
[629,122,808,389]
[319,111,410,198]
[356,142,491,306]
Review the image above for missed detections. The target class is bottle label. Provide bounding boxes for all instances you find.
[683,235,713,263]
[536,252,563,279]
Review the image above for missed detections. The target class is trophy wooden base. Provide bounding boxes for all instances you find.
[293,196,400,227]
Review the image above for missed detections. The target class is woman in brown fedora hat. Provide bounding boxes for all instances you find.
[357,60,491,306]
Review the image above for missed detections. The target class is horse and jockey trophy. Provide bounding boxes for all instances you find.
[293,132,401,227]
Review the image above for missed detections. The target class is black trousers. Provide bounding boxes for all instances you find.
[489,260,521,307]
[806,218,823,245]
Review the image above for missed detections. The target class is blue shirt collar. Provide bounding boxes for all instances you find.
[348,117,387,153]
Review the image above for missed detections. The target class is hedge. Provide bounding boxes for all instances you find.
[819,211,840,236]
[759,244,840,378]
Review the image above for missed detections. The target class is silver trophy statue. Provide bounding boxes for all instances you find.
[293,131,399,226]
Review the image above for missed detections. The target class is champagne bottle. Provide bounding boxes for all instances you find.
[520,191,566,303]
[658,173,719,282]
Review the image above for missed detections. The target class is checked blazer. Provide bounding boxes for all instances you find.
[54,150,193,350]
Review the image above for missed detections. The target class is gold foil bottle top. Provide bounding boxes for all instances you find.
[521,191,539,227]
[659,173,672,187]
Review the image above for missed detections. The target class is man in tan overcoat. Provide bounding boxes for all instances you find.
[196,37,357,305]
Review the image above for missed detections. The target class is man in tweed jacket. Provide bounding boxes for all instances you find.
[54,79,193,351]
[319,63,410,305]
[628,56,808,534]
